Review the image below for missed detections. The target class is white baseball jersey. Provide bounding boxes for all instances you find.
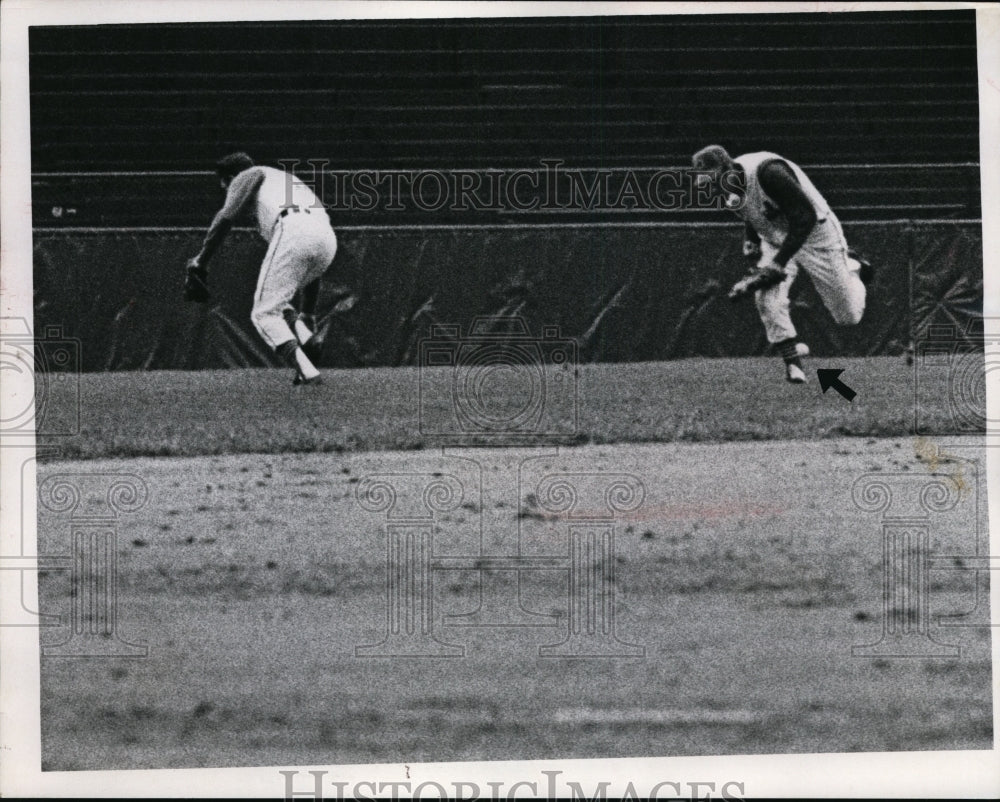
[252,166,326,243]
[733,153,866,344]
[733,152,833,247]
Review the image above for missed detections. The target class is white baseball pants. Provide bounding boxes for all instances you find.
[251,212,337,350]
[754,216,867,344]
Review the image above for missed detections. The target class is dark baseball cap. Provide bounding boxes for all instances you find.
[692,145,731,170]
[215,152,255,179]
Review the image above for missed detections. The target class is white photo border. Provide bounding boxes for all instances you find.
[2,1,998,797]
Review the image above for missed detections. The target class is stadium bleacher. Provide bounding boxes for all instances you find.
[29,11,980,225]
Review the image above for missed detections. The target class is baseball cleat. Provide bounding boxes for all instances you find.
[785,363,807,384]
[795,342,810,358]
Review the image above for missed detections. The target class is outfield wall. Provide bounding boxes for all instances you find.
[32,222,982,371]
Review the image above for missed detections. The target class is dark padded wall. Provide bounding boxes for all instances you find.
[32,223,981,371]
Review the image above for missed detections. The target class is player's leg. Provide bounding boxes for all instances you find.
[799,245,866,326]
[294,226,338,365]
[251,226,321,383]
[290,279,321,352]
[754,243,808,383]
[755,274,807,383]
[798,218,867,326]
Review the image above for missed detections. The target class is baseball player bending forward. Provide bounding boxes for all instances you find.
[184,152,335,385]
[692,145,873,383]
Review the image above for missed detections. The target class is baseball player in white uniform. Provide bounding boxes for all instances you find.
[184,152,336,385]
[692,145,873,383]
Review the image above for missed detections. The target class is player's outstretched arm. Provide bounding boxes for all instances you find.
[758,160,817,268]
[190,167,265,270]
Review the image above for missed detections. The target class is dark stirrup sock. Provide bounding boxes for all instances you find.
[775,337,803,368]
[276,339,299,368]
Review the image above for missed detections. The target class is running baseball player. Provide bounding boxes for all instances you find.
[692,145,873,383]
[183,152,335,385]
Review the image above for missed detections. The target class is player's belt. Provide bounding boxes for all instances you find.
[278,205,311,219]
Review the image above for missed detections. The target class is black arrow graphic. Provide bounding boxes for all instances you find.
[817,369,857,402]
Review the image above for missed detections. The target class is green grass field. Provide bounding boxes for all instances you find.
[34,357,992,770]
[38,355,970,460]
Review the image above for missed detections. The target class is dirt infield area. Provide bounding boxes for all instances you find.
[38,435,991,770]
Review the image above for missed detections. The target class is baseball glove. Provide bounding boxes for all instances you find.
[727,265,787,302]
[183,262,211,303]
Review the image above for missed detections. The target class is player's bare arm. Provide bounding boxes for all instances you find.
[189,167,265,271]
[183,165,264,303]
[757,159,817,268]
